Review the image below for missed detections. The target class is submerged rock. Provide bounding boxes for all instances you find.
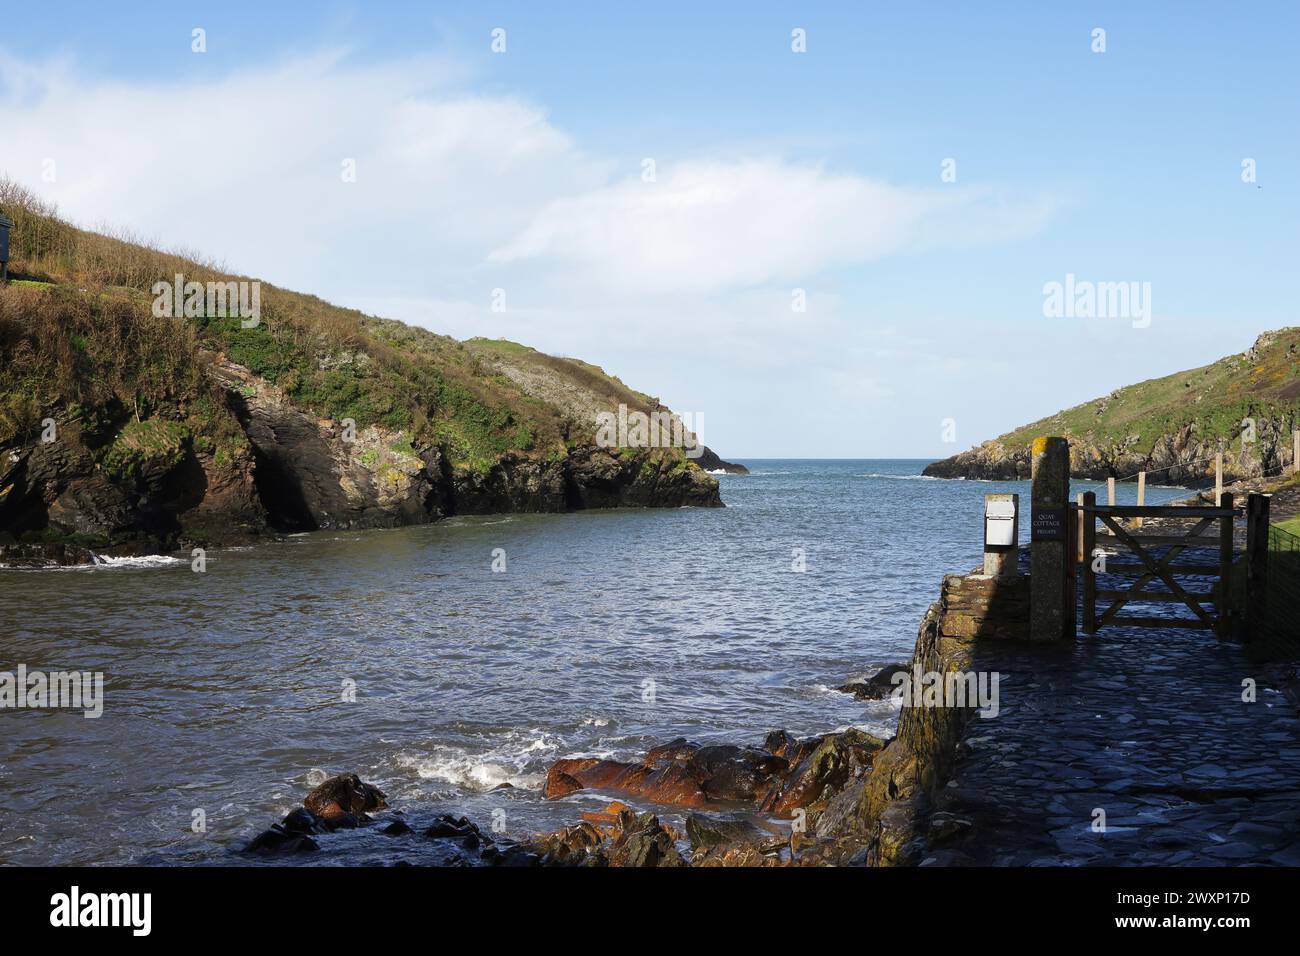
[838,662,910,701]
[244,828,320,856]
[244,806,326,856]
[544,739,790,808]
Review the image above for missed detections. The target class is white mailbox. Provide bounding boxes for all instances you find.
[984,493,1019,548]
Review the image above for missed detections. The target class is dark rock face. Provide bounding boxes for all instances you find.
[564,447,722,509]
[2,356,726,564]
[0,409,264,562]
[693,447,749,475]
[923,417,1299,486]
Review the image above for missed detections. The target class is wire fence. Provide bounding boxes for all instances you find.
[1111,452,1298,485]
[1250,522,1300,652]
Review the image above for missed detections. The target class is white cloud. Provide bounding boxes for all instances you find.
[0,46,1060,455]
[0,49,604,291]
[489,158,1056,295]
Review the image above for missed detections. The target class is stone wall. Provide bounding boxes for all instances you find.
[854,566,1030,865]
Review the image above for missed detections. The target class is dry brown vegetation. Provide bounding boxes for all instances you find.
[0,177,576,468]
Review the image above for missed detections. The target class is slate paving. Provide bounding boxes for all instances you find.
[927,547,1300,867]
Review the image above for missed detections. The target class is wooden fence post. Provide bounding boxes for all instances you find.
[1246,493,1271,642]
[1217,491,1234,641]
[1215,452,1223,503]
[1076,492,1085,562]
[1135,471,1146,528]
[1107,476,1116,536]
[1082,491,1097,634]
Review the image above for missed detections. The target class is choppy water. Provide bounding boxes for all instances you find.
[0,460,1188,865]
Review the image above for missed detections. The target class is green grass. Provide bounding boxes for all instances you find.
[0,179,579,471]
[101,420,190,481]
[995,329,1300,464]
[1275,515,1300,537]
[1,175,707,500]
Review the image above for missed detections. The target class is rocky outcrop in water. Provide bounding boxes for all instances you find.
[924,329,1300,484]
[0,354,725,565]
[923,423,1298,485]
[693,447,749,475]
[542,730,885,820]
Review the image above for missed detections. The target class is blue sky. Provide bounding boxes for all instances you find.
[3,2,1296,457]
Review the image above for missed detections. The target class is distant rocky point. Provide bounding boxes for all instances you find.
[925,329,1300,484]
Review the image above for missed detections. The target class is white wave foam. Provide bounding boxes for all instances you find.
[395,751,546,792]
[93,554,186,568]
[6,553,189,571]
[393,733,562,793]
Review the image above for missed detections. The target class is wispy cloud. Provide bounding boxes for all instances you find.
[0,45,1061,455]
[490,158,1057,296]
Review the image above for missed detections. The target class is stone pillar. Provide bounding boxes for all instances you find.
[1030,436,1071,641]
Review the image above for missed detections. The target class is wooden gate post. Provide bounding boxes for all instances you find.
[1076,492,1086,562]
[1245,493,1271,642]
[1030,437,1072,641]
[1082,491,1097,634]
[1217,491,1234,641]
[1107,477,1116,536]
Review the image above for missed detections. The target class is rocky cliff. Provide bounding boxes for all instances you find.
[924,329,1300,484]
[0,182,728,565]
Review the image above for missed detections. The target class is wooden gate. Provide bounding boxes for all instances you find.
[1079,491,1237,638]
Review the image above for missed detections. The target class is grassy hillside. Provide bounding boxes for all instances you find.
[0,177,722,559]
[0,178,608,473]
[925,328,1300,484]
[1001,329,1300,457]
